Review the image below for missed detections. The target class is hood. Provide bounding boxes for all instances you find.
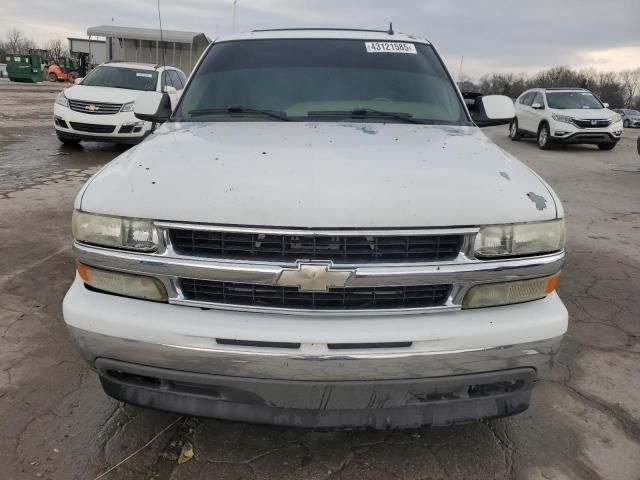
[64,85,141,104]
[79,122,559,228]
[552,108,615,120]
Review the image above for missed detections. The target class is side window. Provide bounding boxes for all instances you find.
[176,70,188,88]
[168,70,183,90]
[519,92,534,106]
[160,70,174,90]
[532,92,544,107]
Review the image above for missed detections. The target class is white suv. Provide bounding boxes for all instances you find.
[510,88,623,150]
[63,29,567,428]
[53,62,187,145]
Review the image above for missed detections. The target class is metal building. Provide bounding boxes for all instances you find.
[68,37,107,65]
[86,25,211,73]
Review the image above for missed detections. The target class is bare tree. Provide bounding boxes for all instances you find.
[618,69,640,108]
[47,38,68,62]
[6,28,24,53]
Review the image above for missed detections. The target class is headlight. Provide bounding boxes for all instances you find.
[72,211,159,251]
[463,274,560,309]
[610,113,622,123]
[55,92,69,108]
[551,113,573,124]
[77,262,167,301]
[120,101,135,112]
[474,219,565,258]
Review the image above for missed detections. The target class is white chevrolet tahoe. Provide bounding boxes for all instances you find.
[54,62,186,145]
[63,29,568,428]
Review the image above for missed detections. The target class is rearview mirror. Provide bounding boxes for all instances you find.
[134,91,172,123]
[531,102,544,109]
[165,86,178,95]
[603,102,610,108]
[470,95,515,127]
[74,77,83,85]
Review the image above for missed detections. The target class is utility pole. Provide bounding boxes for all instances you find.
[232,0,238,33]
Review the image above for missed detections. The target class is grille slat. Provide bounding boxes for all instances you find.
[68,99,123,115]
[170,230,463,263]
[181,279,451,310]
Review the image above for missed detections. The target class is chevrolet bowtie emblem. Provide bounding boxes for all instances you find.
[276,262,354,292]
[86,104,98,111]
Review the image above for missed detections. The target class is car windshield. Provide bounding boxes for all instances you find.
[546,91,603,110]
[80,66,158,91]
[174,39,468,124]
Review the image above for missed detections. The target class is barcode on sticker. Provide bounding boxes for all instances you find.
[365,42,417,54]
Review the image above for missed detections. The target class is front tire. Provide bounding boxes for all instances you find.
[598,143,616,151]
[509,120,522,141]
[537,123,552,150]
[623,119,630,128]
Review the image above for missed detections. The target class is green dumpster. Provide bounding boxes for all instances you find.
[6,54,43,83]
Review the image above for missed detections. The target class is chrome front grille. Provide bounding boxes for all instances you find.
[169,229,464,263]
[68,99,123,115]
[181,278,451,311]
[572,118,611,129]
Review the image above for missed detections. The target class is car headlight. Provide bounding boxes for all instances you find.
[72,211,159,251]
[77,262,167,301]
[120,101,135,112]
[610,113,622,123]
[463,274,560,309]
[474,219,565,258]
[551,113,573,124]
[55,92,69,108]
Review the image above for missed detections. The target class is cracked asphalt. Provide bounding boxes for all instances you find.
[1,80,639,480]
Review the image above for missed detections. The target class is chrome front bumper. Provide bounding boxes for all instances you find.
[69,326,563,381]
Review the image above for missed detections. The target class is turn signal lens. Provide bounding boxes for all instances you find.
[77,262,167,302]
[463,274,560,309]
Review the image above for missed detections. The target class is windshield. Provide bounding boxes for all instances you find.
[80,66,158,91]
[546,91,603,110]
[174,39,468,124]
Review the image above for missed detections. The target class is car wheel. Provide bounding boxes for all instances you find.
[623,119,630,128]
[48,72,58,82]
[509,120,522,141]
[57,134,80,146]
[598,143,616,151]
[537,123,552,150]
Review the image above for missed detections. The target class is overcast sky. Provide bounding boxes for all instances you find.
[2,0,639,78]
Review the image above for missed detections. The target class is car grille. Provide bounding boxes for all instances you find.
[69,122,116,133]
[180,278,451,310]
[169,230,464,263]
[68,99,123,115]
[572,118,611,129]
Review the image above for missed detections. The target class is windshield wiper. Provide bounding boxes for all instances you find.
[308,108,425,125]
[187,107,292,121]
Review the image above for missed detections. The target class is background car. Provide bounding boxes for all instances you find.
[510,88,623,150]
[53,61,186,145]
[613,108,640,128]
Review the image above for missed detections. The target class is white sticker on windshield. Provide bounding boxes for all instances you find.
[136,72,153,77]
[365,42,417,54]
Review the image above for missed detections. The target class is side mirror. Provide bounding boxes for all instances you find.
[165,86,178,95]
[531,102,544,109]
[74,77,83,85]
[134,91,172,123]
[471,95,515,127]
[603,102,610,108]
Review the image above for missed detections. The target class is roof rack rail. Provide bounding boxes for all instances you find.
[544,87,588,91]
[251,27,394,34]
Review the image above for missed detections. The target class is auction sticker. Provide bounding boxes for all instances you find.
[365,42,417,54]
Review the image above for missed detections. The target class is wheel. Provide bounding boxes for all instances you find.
[48,72,58,82]
[509,119,522,141]
[57,134,80,146]
[537,123,552,150]
[598,143,616,151]
[623,119,630,128]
